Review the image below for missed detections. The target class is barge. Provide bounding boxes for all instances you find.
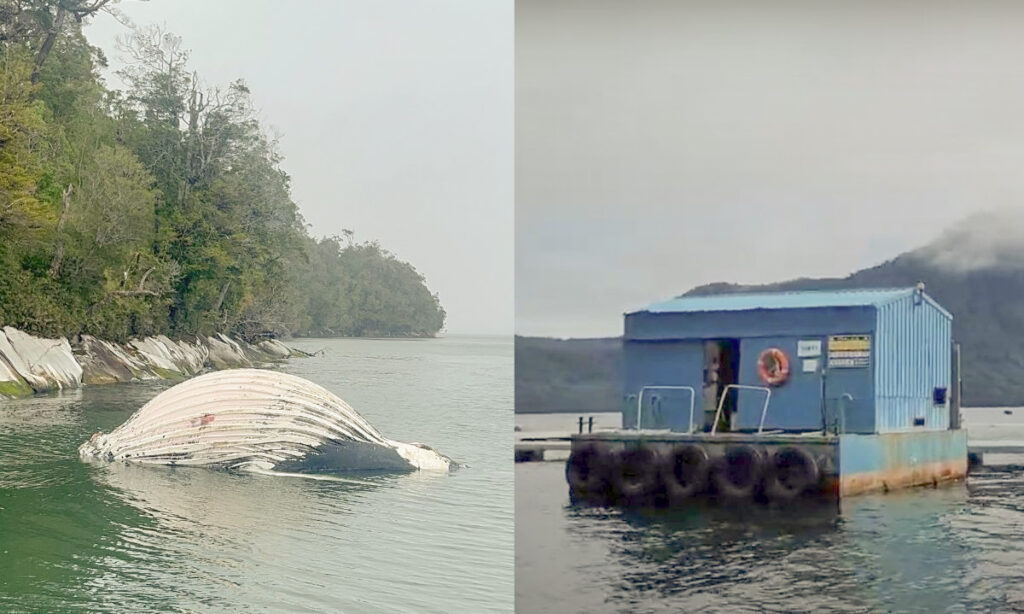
[566,285,968,506]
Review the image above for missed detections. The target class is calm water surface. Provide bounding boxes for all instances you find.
[1,336,512,613]
[516,408,1024,613]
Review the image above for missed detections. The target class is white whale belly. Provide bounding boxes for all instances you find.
[78,368,454,473]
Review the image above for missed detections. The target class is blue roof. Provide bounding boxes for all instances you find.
[641,287,932,314]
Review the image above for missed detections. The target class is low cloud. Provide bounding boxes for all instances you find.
[912,208,1024,272]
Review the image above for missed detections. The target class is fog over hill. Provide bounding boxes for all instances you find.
[516,209,1024,412]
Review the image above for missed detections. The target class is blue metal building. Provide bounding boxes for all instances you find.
[622,286,954,435]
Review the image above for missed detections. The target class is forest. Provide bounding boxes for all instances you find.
[0,1,445,342]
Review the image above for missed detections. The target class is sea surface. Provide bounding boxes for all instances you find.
[516,408,1024,613]
[0,336,513,614]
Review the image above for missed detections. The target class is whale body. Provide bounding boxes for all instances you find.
[78,369,454,473]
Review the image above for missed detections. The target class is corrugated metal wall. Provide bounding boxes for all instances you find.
[736,335,830,431]
[622,290,953,435]
[622,340,705,430]
[874,294,952,432]
[623,308,877,433]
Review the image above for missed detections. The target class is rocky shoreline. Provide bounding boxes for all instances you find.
[0,326,307,399]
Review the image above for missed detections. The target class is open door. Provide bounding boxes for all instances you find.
[703,339,739,431]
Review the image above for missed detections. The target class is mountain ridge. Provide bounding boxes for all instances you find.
[516,210,1024,412]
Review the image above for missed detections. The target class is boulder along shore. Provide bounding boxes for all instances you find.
[0,326,309,399]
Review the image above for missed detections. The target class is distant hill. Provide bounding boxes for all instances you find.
[514,336,621,413]
[515,209,1024,412]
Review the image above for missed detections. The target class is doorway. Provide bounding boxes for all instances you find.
[703,339,740,431]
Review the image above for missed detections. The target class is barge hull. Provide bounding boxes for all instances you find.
[567,429,967,505]
[838,430,968,496]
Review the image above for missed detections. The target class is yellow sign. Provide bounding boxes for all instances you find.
[828,334,871,368]
[829,335,870,352]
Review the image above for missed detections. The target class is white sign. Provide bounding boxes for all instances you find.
[802,358,819,373]
[797,340,822,358]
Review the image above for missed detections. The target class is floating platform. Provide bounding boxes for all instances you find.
[555,286,974,507]
[963,441,1024,468]
[515,437,570,462]
[564,428,968,506]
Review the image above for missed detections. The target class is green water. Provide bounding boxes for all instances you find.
[1,336,513,613]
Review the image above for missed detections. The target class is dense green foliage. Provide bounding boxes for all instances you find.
[0,3,444,341]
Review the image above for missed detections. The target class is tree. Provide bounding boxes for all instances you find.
[0,48,51,241]
[0,19,447,341]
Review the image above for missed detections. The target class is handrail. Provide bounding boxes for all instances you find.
[710,384,772,435]
[636,386,696,433]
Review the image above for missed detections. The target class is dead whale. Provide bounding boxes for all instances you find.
[78,369,455,474]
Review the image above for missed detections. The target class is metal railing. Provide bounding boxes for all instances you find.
[710,384,772,435]
[636,386,696,433]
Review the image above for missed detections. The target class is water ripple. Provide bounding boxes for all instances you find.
[1,337,512,614]
[517,460,1024,614]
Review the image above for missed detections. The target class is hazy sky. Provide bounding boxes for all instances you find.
[517,0,1024,338]
[87,1,512,336]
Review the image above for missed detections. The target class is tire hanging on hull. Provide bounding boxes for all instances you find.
[762,446,820,501]
[609,445,663,505]
[566,442,614,501]
[711,445,765,499]
[661,444,710,503]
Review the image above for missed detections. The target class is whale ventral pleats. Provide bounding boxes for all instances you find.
[79,369,454,474]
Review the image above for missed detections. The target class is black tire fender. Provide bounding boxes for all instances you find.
[711,445,765,499]
[566,442,613,498]
[661,444,710,502]
[609,444,663,504]
[763,446,820,501]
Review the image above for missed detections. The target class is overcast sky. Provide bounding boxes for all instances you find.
[86,1,512,336]
[517,0,1024,338]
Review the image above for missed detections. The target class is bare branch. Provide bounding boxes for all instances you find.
[137,266,154,291]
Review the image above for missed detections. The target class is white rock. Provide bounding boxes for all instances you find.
[129,337,183,374]
[153,335,206,374]
[0,355,21,384]
[173,337,210,372]
[1,326,82,392]
[0,332,46,390]
[0,350,30,396]
[204,334,252,369]
[77,335,157,384]
[257,339,292,359]
[128,336,205,376]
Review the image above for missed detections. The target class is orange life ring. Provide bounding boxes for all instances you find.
[757,348,790,386]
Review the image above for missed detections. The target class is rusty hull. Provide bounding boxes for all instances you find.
[838,430,968,496]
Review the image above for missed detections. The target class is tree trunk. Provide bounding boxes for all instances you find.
[213,280,231,312]
[31,6,67,83]
[48,184,73,277]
